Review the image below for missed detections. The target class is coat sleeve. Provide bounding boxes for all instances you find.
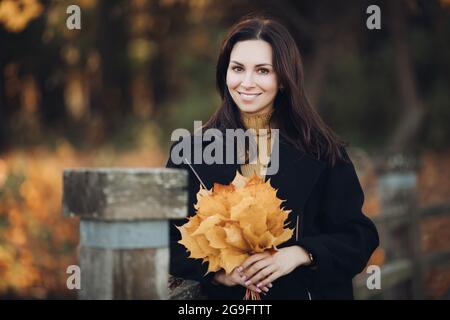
[296,156,379,287]
[165,140,216,286]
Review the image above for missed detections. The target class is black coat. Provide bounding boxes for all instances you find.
[166,135,379,300]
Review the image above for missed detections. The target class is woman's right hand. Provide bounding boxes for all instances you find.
[213,268,272,294]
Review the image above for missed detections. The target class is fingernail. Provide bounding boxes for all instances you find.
[256,288,261,293]
[268,283,273,288]
[237,267,242,272]
[256,283,261,288]
[245,280,251,286]
[263,287,269,292]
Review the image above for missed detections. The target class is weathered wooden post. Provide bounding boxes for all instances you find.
[62,168,188,299]
[377,155,423,299]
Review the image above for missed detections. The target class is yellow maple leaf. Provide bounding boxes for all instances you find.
[195,234,220,257]
[177,226,205,259]
[205,226,228,249]
[191,214,226,236]
[223,222,250,251]
[220,248,248,274]
[195,191,228,218]
[204,255,221,274]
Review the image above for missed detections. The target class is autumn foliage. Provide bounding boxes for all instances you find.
[177,172,293,276]
[0,143,80,298]
[0,134,164,298]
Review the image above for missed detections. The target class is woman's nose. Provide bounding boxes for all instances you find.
[240,72,255,88]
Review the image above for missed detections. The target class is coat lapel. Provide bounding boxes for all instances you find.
[267,138,327,214]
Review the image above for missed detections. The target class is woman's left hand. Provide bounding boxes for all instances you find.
[238,246,311,290]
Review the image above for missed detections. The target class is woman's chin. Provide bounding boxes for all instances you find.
[237,105,271,115]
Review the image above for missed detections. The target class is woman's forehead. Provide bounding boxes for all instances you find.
[230,40,273,65]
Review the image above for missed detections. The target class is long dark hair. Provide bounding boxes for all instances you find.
[204,16,348,166]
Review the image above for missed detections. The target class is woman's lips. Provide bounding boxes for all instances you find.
[238,92,262,102]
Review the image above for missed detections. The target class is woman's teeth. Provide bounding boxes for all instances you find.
[239,92,261,101]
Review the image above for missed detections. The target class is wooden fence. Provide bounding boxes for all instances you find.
[63,167,450,299]
[353,170,450,299]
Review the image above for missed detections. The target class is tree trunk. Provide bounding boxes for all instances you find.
[386,0,425,154]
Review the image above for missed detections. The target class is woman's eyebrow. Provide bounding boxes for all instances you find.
[230,60,273,67]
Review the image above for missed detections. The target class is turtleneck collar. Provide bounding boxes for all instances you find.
[240,108,274,132]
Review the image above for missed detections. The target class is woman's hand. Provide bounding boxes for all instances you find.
[238,246,311,289]
[213,268,272,294]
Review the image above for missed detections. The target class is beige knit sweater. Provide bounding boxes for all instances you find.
[239,109,274,179]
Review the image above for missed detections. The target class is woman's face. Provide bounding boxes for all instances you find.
[226,40,279,115]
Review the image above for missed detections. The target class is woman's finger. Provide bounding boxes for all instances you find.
[233,268,271,293]
[256,272,280,289]
[238,252,270,272]
[234,270,268,293]
[242,258,272,283]
[246,264,276,286]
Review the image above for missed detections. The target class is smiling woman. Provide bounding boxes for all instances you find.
[167,16,379,300]
[226,40,279,115]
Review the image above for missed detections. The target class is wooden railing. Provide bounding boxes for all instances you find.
[63,167,449,299]
[353,169,450,300]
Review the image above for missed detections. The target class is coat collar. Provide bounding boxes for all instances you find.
[190,135,327,213]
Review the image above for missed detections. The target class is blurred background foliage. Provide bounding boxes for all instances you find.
[0,0,449,298]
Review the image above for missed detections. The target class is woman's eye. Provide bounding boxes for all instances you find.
[231,66,270,74]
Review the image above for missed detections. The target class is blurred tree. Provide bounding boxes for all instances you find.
[0,0,448,153]
[386,0,426,155]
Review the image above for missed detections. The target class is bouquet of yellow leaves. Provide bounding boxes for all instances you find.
[176,171,294,300]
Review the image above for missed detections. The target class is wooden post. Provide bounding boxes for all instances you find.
[378,155,423,299]
[62,168,188,299]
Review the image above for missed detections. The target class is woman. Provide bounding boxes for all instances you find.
[166,16,379,300]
